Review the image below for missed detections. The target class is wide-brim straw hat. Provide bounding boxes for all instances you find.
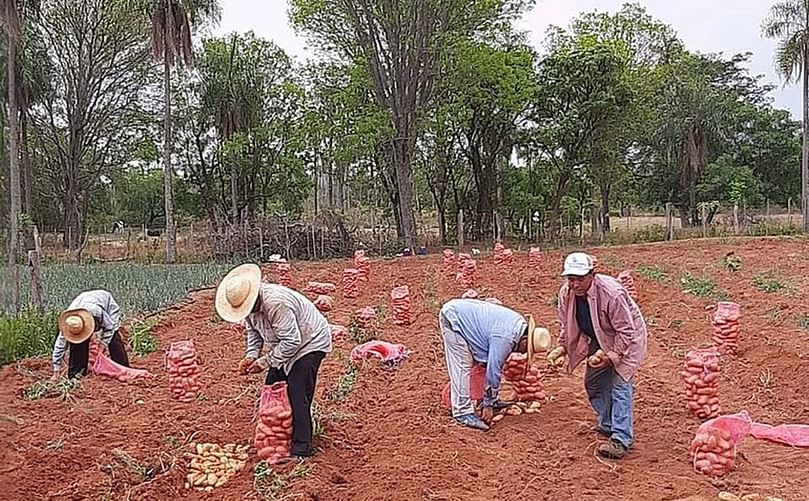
[526,314,551,368]
[58,308,95,344]
[215,263,262,323]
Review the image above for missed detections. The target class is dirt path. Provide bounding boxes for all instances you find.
[1,237,808,500]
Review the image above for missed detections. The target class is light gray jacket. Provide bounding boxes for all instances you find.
[52,290,121,371]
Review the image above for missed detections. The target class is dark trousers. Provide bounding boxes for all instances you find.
[68,332,130,379]
[264,351,326,456]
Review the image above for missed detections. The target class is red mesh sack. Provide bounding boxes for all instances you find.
[442,249,456,269]
[306,282,336,295]
[255,383,293,464]
[493,243,506,266]
[166,340,201,403]
[712,302,741,354]
[502,353,545,401]
[355,306,376,329]
[330,324,348,343]
[456,259,477,289]
[461,289,478,299]
[502,249,514,267]
[441,364,486,408]
[354,251,370,281]
[528,247,542,268]
[342,268,359,299]
[750,422,809,447]
[314,295,333,312]
[390,286,412,325]
[691,411,752,477]
[276,263,292,288]
[617,270,638,301]
[682,348,720,419]
[92,352,154,382]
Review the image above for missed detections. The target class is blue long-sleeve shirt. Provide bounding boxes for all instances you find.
[440,299,527,406]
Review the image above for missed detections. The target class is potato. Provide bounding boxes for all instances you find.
[492,414,505,423]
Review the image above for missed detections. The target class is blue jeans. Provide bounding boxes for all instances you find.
[584,365,634,448]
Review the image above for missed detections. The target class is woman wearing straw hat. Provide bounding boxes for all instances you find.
[51,290,130,380]
[439,298,550,431]
[215,263,332,460]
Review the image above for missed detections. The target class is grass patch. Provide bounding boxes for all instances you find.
[325,361,359,402]
[0,309,59,366]
[680,272,726,299]
[129,318,159,357]
[600,255,624,270]
[23,376,80,402]
[723,253,742,272]
[636,265,669,283]
[254,460,315,500]
[752,270,788,293]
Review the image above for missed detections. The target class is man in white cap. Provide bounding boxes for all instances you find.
[547,252,647,460]
[215,263,332,460]
[51,289,130,380]
[439,298,549,431]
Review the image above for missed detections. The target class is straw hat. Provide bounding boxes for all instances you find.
[215,263,262,323]
[58,308,96,344]
[526,314,551,365]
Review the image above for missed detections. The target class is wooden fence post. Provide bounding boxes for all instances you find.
[28,250,47,313]
[701,204,707,238]
[665,203,674,241]
[788,197,793,226]
[733,203,740,234]
[457,211,465,250]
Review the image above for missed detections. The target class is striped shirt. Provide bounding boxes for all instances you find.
[245,283,332,373]
[439,299,527,406]
[52,290,122,371]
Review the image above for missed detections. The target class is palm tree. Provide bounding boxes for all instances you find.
[131,0,220,262]
[763,0,809,232]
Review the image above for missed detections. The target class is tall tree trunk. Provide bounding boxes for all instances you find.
[21,111,32,220]
[599,180,611,236]
[230,162,238,223]
[392,123,417,248]
[7,38,21,312]
[163,54,177,263]
[803,52,809,233]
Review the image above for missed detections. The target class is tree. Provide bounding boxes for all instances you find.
[130,0,220,262]
[289,0,534,247]
[762,0,809,231]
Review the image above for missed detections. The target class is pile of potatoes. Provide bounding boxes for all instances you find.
[492,401,543,422]
[502,353,546,402]
[342,268,359,299]
[314,295,333,312]
[184,442,249,491]
[167,340,201,403]
[275,263,292,288]
[528,247,541,268]
[255,383,293,464]
[691,426,736,477]
[712,302,741,354]
[390,286,412,326]
[617,271,638,301]
[682,348,721,419]
[353,250,370,281]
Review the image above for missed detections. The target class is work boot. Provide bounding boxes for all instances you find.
[597,439,628,460]
[455,413,490,431]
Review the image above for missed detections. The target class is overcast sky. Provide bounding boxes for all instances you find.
[214,0,799,117]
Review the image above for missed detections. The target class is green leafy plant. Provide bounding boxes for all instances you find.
[752,270,787,293]
[254,460,314,500]
[723,253,742,272]
[325,362,359,402]
[0,310,59,367]
[680,272,725,299]
[23,377,80,402]
[636,265,670,283]
[129,318,159,357]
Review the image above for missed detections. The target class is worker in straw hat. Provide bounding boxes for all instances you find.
[439,298,550,431]
[215,263,332,460]
[51,290,130,380]
[547,252,648,460]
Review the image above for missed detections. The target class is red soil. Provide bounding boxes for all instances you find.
[2,237,809,500]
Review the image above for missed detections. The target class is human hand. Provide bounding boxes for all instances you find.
[238,357,256,375]
[547,346,566,366]
[587,350,611,368]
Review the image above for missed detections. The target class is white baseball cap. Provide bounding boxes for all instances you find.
[561,252,594,277]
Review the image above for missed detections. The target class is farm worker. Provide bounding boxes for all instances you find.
[51,289,130,380]
[439,298,550,431]
[548,252,648,460]
[215,263,332,460]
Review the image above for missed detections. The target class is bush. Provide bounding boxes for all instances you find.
[0,310,59,367]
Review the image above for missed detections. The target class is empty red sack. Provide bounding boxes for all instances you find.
[350,340,409,367]
[92,352,154,382]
